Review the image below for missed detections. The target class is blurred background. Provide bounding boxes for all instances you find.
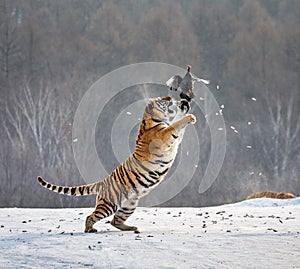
[0,0,299,207]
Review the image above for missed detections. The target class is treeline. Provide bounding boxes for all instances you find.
[0,0,299,207]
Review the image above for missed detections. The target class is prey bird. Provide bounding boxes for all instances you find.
[166,65,210,102]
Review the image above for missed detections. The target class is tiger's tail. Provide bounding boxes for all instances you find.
[37,176,99,196]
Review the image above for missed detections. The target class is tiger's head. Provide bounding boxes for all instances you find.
[135,96,191,161]
[143,96,189,125]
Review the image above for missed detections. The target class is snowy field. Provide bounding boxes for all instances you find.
[0,198,299,269]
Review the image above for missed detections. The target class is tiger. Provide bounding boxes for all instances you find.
[37,96,196,233]
[247,191,297,200]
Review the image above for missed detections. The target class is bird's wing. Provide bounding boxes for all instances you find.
[166,75,182,90]
[194,77,210,85]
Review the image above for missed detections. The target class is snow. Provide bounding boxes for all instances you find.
[230,125,239,134]
[1,198,300,269]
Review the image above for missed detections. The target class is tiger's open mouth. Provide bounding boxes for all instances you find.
[166,99,189,123]
[178,100,190,113]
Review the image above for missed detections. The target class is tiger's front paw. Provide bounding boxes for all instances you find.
[187,114,196,124]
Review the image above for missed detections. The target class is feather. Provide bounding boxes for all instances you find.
[166,75,182,90]
[194,78,210,85]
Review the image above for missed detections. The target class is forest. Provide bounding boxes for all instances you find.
[0,0,299,207]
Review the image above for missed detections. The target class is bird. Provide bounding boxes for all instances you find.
[166,65,210,102]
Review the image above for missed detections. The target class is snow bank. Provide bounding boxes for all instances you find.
[227,197,300,207]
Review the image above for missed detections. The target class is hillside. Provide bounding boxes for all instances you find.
[1,198,299,268]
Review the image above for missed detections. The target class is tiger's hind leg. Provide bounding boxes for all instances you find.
[111,198,139,232]
[85,199,117,233]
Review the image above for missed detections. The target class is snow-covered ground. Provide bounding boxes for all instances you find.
[1,198,299,269]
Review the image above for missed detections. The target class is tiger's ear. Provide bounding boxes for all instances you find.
[148,98,155,109]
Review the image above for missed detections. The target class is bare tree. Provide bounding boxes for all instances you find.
[0,0,22,81]
[252,90,300,180]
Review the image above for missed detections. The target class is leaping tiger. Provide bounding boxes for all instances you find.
[37,96,196,233]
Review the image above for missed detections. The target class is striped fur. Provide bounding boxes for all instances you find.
[37,96,196,233]
[37,176,99,196]
[247,191,296,200]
